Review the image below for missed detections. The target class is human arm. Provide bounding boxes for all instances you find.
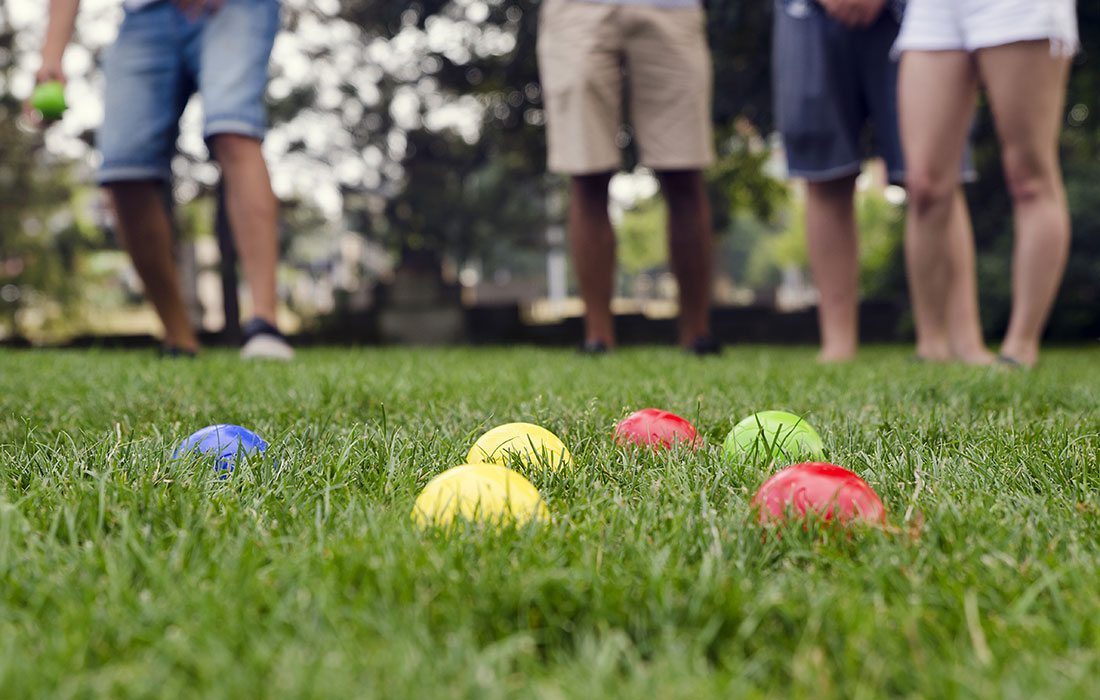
[36,0,80,85]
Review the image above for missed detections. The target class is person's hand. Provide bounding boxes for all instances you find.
[818,0,886,28]
[35,60,65,86]
[22,61,67,128]
[174,0,226,19]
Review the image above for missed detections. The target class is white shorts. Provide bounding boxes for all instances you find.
[895,0,1079,56]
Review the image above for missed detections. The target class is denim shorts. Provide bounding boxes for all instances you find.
[773,0,975,185]
[97,0,280,184]
[773,0,907,184]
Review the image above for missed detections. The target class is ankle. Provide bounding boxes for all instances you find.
[166,333,199,353]
[951,344,995,365]
[678,325,711,348]
[243,317,285,339]
[915,338,952,362]
[819,337,857,362]
[584,316,614,347]
[999,339,1040,367]
[250,310,278,327]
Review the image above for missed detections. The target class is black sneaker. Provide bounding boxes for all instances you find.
[240,318,294,361]
[686,336,722,357]
[579,340,610,355]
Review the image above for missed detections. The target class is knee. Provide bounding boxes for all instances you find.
[657,170,708,218]
[657,170,704,196]
[905,170,956,216]
[103,180,161,208]
[570,173,612,208]
[211,133,262,169]
[806,176,857,208]
[1001,149,1058,205]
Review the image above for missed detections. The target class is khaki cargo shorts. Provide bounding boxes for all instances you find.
[536,0,716,175]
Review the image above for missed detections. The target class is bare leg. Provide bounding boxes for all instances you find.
[568,172,617,347]
[106,182,199,352]
[805,176,859,362]
[899,50,980,362]
[976,42,1072,367]
[210,134,280,325]
[657,169,713,346]
[943,190,994,363]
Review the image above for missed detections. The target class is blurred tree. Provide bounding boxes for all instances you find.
[856,191,905,299]
[618,198,668,276]
[0,8,100,339]
[619,130,788,278]
[739,187,903,293]
[706,0,776,127]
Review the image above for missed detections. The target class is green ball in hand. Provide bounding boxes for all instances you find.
[724,410,825,465]
[31,81,67,120]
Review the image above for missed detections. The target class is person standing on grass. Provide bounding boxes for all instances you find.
[773,0,990,363]
[29,0,293,360]
[537,0,720,355]
[897,0,1077,369]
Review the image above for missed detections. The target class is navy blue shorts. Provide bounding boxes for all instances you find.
[773,1,909,184]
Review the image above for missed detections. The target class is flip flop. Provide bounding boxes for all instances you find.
[996,354,1031,371]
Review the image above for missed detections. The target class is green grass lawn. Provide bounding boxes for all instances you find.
[1,346,1098,698]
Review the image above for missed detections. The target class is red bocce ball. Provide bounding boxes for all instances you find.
[752,462,885,525]
[614,408,700,450]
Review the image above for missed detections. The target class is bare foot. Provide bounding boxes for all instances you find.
[914,340,953,363]
[998,340,1040,368]
[914,352,952,363]
[953,349,997,366]
[165,330,200,355]
[817,349,856,364]
[995,353,1036,370]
